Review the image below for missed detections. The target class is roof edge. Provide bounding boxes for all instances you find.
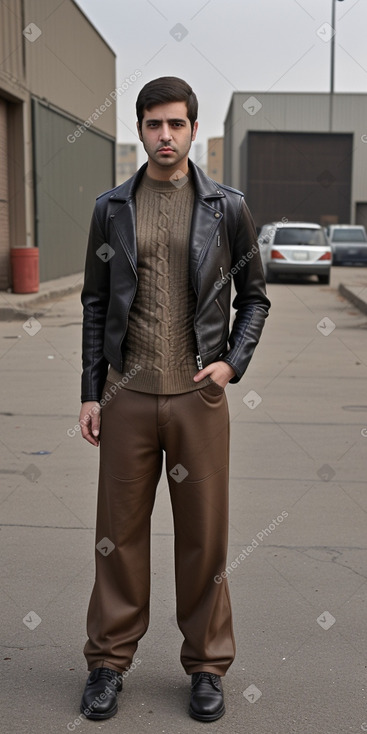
[71,0,116,57]
[232,91,367,97]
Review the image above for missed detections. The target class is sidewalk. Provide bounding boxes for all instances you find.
[1,269,367,321]
[1,273,367,734]
[0,272,84,320]
[338,280,367,315]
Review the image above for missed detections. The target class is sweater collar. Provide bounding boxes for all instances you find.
[139,168,193,193]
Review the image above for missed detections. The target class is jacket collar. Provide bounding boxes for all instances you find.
[107,160,226,285]
[108,160,226,202]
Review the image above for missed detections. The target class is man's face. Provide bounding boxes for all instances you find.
[137,101,198,175]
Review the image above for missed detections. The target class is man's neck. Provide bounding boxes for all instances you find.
[146,158,189,181]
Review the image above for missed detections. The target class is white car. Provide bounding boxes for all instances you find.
[325,224,367,266]
[258,221,332,284]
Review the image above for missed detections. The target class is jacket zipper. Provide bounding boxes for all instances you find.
[215,298,226,320]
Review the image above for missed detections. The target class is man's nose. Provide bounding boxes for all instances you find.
[160,123,172,141]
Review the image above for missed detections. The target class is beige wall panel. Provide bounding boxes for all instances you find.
[0,97,10,289]
[207,137,223,182]
[0,0,24,83]
[333,95,367,203]
[24,0,116,138]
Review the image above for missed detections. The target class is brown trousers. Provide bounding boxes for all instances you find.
[83,380,235,676]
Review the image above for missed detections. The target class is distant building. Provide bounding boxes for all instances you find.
[224,92,367,228]
[191,143,206,173]
[0,0,116,287]
[116,144,138,184]
[207,137,223,182]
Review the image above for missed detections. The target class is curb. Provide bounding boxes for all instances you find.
[0,279,83,321]
[338,283,367,316]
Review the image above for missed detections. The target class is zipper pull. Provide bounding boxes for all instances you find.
[196,354,203,370]
[220,266,226,283]
[217,234,221,247]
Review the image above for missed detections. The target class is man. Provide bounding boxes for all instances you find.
[79,76,270,723]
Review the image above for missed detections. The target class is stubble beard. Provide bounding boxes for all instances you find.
[142,136,193,173]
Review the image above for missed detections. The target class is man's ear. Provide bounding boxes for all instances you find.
[136,121,143,141]
[191,120,198,142]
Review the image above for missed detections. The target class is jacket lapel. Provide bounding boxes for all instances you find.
[188,198,222,289]
[188,162,225,290]
[107,164,147,273]
[110,199,137,273]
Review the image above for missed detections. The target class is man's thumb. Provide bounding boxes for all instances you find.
[91,410,100,436]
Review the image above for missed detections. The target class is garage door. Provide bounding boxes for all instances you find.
[0,97,10,289]
[243,131,353,227]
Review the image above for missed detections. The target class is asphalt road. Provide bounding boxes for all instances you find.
[1,267,367,734]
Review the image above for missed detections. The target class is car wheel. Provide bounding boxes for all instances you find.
[318,273,330,285]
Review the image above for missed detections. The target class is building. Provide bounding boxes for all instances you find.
[0,0,116,288]
[191,142,206,174]
[207,137,223,182]
[224,92,367,229]
[116,144,137,185]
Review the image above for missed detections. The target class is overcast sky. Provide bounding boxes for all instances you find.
[75,0,367,165]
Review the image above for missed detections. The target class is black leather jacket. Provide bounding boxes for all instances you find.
[81,161,270,402]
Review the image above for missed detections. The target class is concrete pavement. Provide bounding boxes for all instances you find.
[0,271,84,320]
[1,266,367,321]
[1,267,367,733]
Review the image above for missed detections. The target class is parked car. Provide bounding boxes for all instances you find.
[258,221,332,284]
[325,224,367,265]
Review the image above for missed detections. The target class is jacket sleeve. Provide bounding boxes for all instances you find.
[80,204,110,402]
[223,198,270,382]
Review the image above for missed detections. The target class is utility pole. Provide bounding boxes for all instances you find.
[329,0,345,130]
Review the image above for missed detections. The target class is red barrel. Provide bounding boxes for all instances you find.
[10,247,39,294]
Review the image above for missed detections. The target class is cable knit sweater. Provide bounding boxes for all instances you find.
[108,170,212,394]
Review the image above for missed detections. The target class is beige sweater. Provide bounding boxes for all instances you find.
[108,171,212,394]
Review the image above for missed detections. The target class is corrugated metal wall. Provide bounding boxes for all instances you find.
[32,100,114,282]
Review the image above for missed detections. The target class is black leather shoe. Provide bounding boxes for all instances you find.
[189,672,225,721]
[80,667,123,720]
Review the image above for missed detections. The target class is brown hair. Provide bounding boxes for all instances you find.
[136,76,198,131]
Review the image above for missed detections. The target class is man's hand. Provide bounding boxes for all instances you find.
[193,360,236,388]
[79,401,101,447]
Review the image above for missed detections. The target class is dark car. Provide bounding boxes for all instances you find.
[326,225,367,265]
